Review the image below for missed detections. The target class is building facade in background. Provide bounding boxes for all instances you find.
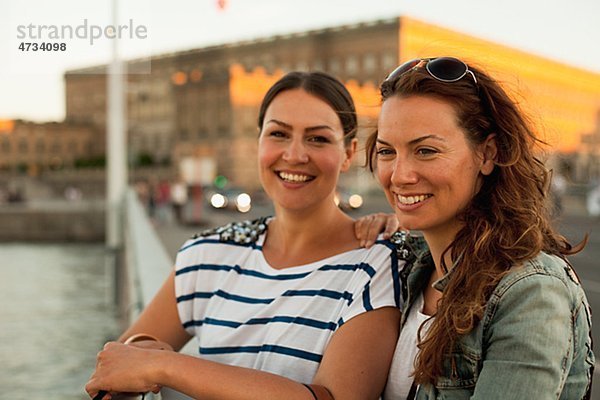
[61,16,600,189]
[0,119,97,174]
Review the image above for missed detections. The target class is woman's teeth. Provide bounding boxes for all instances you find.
[278,172,312,183]
[397,194,431,205]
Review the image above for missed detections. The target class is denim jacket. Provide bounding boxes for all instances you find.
[396,235,594,400]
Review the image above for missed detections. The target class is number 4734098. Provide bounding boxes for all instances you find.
[18,42,66,51]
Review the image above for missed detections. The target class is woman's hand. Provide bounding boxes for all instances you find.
[354,213,399,248]
[85,342,164,399]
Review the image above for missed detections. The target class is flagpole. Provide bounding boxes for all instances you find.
[106,0,127,250]
[106,0,128,309]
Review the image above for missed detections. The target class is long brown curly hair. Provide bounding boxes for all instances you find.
[365,59,584,384]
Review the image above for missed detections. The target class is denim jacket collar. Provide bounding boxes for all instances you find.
[431,252,464,292]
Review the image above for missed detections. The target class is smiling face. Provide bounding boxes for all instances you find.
[258,89,356,213]
[376,95,494,243]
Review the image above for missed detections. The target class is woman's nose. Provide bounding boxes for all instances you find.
[390,158,419,186]
[282,139,309,164]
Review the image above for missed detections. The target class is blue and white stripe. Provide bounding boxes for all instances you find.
[174,228,402,384]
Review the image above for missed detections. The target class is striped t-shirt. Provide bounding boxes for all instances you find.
[174,218,402,384]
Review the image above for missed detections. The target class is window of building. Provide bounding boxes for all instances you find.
[382,52,397,72]
[19,139,28,153]
[1,139,10,153]
[279,63,291,73]
[346,55,359,76]
[243,57,255,70]
[329,58,341,74]
[312,59,324,72]
[364,53,377,73]
[171,71,187,86]
[190,69,203,82]
[36,140,45,153]
[295,61,308,71]
[138,136,147,152]
[261,54,274,70]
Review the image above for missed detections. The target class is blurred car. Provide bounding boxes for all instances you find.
[334,190,364,211]
[206,187,253,213]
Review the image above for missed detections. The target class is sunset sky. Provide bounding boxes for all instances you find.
[1,0,598,122]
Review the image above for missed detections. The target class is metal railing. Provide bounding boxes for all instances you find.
[124,188,193,400]
[124,188,172,318]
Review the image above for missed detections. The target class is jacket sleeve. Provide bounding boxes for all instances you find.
[472,272,574,399]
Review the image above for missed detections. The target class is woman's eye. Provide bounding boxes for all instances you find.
[416,147,437,156]
[308,135,330,143]
[376,147,394,156]
[269,130,287,138]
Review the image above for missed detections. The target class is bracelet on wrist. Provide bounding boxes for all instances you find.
[124,333,159,344]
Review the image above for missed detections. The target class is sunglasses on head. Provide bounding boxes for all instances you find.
[384,57,478,85]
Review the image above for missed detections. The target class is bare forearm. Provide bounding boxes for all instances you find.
[156,351,318,400]
[87,309,398,400]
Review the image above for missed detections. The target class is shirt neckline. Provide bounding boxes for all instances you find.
[255,217,373,273]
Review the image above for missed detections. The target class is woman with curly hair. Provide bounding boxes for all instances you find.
[366,57,594,399]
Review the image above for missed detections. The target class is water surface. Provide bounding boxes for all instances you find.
[0,243,119,399]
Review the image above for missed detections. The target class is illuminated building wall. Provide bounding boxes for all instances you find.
[220,17,600,186]
[0,120,96,172]
[398,17,600,154]
[63,16,600,187]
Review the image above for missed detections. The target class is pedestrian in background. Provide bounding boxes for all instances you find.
[154,179,172,225]
[550,170,568,216]
[367,56,594,399]
[587,181,600,218]
[170,180,188,224]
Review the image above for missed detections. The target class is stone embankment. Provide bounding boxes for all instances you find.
[0,199,105,242]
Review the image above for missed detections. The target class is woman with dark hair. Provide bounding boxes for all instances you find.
[86,71,402,400]
[366,57,594,399]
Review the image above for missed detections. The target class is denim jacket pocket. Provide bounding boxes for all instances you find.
[435,345,480,390]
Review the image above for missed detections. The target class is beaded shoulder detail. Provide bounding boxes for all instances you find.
[389,231,429,261]
[389,231,412,260]
[191,216,270,245]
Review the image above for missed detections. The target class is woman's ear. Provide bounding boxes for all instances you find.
[341,138,358,172]
[480,134,497,176]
